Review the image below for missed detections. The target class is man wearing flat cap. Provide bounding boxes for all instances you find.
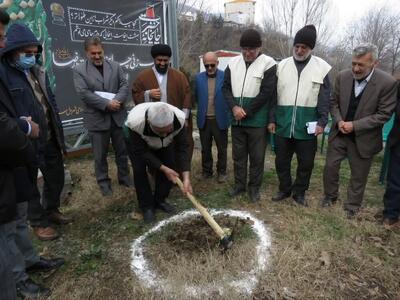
[125,102,193,223]
[268,24,331,206]
[222,28,277,202]
[132,44,193,170]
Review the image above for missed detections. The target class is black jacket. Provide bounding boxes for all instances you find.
[387,82,400,148]
[0,23,65,166]
[0,79,34,224]
[128,115,191,172]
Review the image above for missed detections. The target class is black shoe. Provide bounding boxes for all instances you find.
[217,173,227,183]
[345,209,359,219]
[156,201,175,214]
[143,209,155,224]
[293,194,307,206]
[271,191,291,202]
[320,196,337,207]
[26,257,65,273]
[382,217,399,226]
[118,179,134,188]
[229,187,245,197]
[99,185,112,196]
[16,278,51,299]
[248,189,261,202]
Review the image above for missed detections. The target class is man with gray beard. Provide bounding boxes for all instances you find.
[321,43,397,218]
[268,25,331,206]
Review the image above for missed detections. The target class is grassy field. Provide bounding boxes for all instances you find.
[30,140,400,299]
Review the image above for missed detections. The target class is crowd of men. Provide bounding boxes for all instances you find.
[0,6,399,298]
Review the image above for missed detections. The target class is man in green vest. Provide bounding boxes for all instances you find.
[268,25,331,206]
[222,29,277,202]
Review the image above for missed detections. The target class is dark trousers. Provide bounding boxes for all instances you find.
[5,202,39,283]
[231,126,267,192]
[323,135,373,211]
[89,119,130,188]
[28,138,65,227]
[199,118,228,176]
[176,117,194,173]
[0,224,17,300]
[275,136,317,196]
[129,143,175,212]
[383,142,400,220]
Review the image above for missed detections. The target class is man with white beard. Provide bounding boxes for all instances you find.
[268,25,331,206]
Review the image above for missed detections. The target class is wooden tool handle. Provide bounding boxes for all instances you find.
[175,177,225,238]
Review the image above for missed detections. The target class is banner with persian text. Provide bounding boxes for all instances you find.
[40,0,164,120]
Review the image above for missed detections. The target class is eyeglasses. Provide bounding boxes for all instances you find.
[204,64,216,69]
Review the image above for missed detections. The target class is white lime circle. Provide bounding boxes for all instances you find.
[131,209,271,297]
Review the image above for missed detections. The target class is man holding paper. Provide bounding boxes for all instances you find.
[268,25,331,206]
[73,36,132,196]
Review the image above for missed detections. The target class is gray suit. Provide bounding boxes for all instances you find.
[323,68,397,210]
[73,60,131,189]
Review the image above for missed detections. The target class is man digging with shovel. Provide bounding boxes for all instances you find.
[125,102,193,223]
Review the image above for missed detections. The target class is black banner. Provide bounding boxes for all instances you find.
[41,0,164,120]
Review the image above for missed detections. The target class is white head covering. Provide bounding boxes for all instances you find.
[147,102,174,127]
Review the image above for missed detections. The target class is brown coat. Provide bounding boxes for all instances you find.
[329,68,398,158]
[131,67,194,171]
[132,67,191,109]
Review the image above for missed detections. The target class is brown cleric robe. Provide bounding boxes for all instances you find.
[131,67,194,171]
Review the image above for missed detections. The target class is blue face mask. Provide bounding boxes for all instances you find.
[16,54,36,70]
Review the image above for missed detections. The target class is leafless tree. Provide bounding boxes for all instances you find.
[262,0,333,58]
[346,6,400,75]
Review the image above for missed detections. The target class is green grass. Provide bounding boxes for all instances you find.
[33,143,400,300]
[75,243,104,275]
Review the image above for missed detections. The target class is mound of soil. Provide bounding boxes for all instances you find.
[161,215,254,254]
[142,214,259,292]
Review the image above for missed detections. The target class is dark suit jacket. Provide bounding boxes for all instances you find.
[73,59,129,131]
[387,82,400,148]
[329,68,398,158]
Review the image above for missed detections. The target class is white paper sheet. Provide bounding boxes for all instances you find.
[306,121,318,134]
[95,91,116,101]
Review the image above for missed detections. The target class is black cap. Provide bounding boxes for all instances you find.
[151,44,172,58]
[293,25,317,49]
[240,29,262,48]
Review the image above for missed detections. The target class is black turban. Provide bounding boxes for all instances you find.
[151,44,172,58]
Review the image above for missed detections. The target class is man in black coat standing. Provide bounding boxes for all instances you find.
[0,9,30,299]
[382,82,400,229]
[0,23,72,241]
[0,12,65,298]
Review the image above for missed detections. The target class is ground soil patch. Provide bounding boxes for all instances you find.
[31,143,400,299]
[142,214,258,293]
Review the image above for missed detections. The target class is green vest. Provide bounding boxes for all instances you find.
[229,54,276,127]
[276,56,331,139]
